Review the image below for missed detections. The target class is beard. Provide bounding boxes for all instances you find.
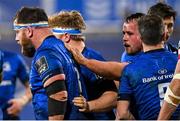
[17,31,36,58]
[22,43,36,58]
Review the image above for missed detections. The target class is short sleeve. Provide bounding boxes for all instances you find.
[118,66,133,101]
[34,49,64,84]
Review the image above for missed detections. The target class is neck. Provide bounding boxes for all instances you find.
[68,40,85,52]
[32,28,53,49]
[143,42,164,52]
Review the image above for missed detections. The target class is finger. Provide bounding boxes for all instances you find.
[7,106,19,115]
[73,97,84,100]
[79,108,86,112]
[72,99,84,104]
[73,103,84,108]
[8,109,17,115]
[7,105,15,113]
[73,97,84,102]
[7,108,14,114]
[73,96,83,99]
[8,99,14,104]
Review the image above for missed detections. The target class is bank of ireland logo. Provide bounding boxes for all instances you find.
[158,69,167,75]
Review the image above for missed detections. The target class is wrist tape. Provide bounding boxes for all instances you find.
[164,86,180,107]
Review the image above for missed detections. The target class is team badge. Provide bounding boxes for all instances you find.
[158,69,167,75]
[35,56,49,74]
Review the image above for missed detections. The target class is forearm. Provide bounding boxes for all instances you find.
[116,100,135,120]
[88,91,117,112]
[116,109,135,120]
[21,82,32,105]
[83,59,128,80]
[49,115,64,120]
[119,111,135,120]
[158,101,177,120]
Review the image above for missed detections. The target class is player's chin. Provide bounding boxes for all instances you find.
[125,48,132,54]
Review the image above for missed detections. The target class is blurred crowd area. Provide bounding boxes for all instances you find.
[0,0,180,63]
[0,0,179,119]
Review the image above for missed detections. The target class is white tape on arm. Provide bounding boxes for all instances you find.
[173,73,180,80]
[164,86,180,107]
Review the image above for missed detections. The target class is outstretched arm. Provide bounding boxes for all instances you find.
[66,44,128,80]
[83,59,128,80]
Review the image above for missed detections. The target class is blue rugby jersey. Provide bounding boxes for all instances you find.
[121,41,177,63]
[80,47,117,120]
[0,50,29,107]
[120,51,143,119]
[121,51,143,63]
[164,42,178,55]
[30,36,87,120]
[118,49,180,120]
[0,50,3,73]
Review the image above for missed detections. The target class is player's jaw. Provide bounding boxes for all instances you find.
[21,43,36,57]
[124,45,133,54]
[21,37,36,58]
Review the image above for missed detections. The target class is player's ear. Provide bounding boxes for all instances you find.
[25,27,33,38]
[64,33,71,43]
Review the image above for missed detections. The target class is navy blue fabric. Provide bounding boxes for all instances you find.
[119,49,180,119]
[79,47,116,120]
[30,36,88,120]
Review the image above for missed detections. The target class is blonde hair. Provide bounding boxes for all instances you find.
[49,10,86,30]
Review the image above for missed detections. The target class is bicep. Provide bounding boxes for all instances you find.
[169,79,180,96]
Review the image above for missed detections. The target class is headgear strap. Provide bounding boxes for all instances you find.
[13,21,49,30]
[52,28,82,35]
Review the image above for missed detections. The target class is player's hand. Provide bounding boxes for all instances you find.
[72,95,90,112]
[65,44,87,65]
[7,98,26,116]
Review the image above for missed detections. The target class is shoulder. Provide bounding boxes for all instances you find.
[123,54,145,73]
[34,49,56,63]
[163,50,177,60]
[121,62,135,75]
[40,35,64,50]
[165,42,178,54]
